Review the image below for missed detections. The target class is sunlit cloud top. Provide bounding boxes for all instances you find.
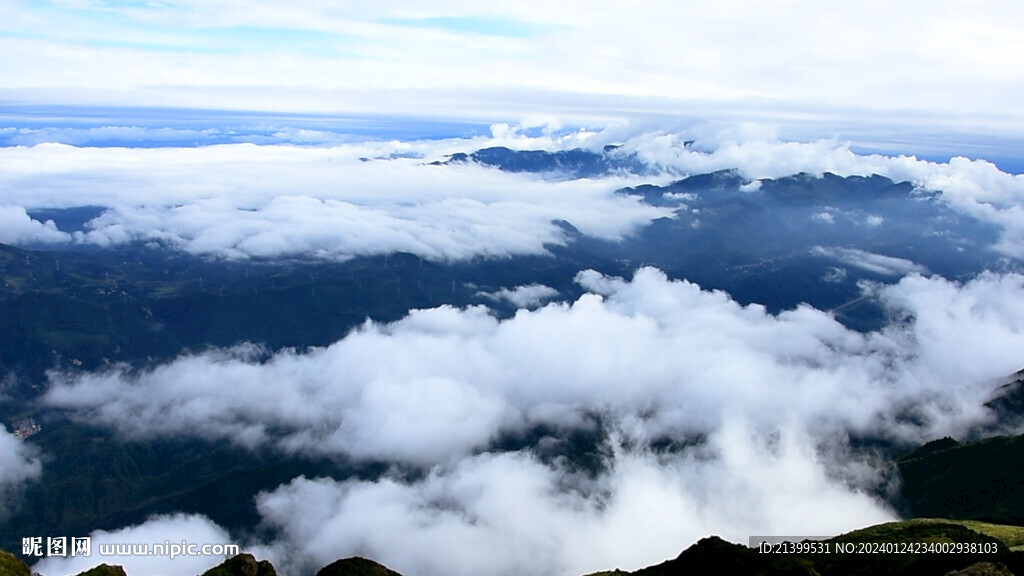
[3,0,1023,133]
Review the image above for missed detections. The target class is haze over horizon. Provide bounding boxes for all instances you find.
[2,1,1023,156]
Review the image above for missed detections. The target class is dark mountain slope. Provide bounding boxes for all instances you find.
[897,435,1024,525]
[440,145,647,177]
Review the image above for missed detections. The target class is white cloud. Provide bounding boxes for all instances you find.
[0,126,220,147]
[475,283,559,308]
[0,425,41,520]
[0,142,669,261]
[813,211,835,224]
[45,267,1019,462]
[874,271,1024,390]
[738,180,762,193]
[811,246,928,277]
[614,133,1024,257]
[3,131,1024,259]
[0,206,72,245]
[255,432,893,576]
[32,514,236,576]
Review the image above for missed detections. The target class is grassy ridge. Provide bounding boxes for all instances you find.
[896,519,1024,551]
[580,518,1024,576]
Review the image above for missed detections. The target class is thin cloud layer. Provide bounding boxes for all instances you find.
[0,426,42,520]
[475,283,559,308]
[0,126,223,148]
[811,246,928,277]
[3,2,1022,130]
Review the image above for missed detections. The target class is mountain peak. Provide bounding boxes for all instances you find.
[201,554,276,576]
[315,557,403,576]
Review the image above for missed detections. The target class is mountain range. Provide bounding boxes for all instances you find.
[2,145,1023,576]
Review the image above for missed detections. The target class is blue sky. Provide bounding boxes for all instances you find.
[2,3,1020,119]
[0,1,1023,165]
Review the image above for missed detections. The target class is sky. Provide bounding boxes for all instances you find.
[2,1,1023,148]
[6,2,1024,576]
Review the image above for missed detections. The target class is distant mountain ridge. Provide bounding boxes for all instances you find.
[436,145,648,178]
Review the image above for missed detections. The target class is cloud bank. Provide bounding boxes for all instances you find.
[2,130,1023,260]
[612,133,1024,258]
[255,435,892,576]
[42,266,1024,575]
[0,142,668,261]
[0,206,72,245]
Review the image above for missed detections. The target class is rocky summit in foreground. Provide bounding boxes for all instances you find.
[7,519,1024,576]
[200,553,276,576]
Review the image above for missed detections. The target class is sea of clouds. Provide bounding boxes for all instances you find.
[2,127,1024,260]
[7,126,1024,576]
[34,266,1024,576]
